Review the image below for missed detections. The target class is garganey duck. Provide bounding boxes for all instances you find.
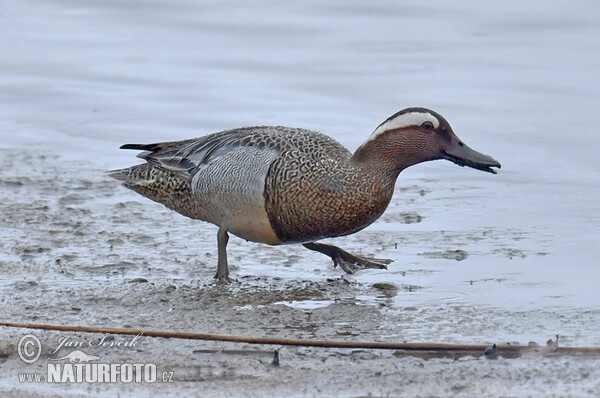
[110,107,501,282]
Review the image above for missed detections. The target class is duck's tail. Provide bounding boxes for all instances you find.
[106,164,152,186]
[108,163,199,219]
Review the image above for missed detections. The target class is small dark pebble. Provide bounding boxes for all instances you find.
[127,278,148,283]
[14,281,38,290]
[372,283,399,298]
[165,285,176,294]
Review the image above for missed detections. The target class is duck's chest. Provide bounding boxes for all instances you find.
[263,155,394,243]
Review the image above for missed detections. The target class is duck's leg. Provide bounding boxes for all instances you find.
[302,242,392,274]
[215,227,232,283]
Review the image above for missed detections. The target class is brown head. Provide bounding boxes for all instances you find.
[352,107,501,176]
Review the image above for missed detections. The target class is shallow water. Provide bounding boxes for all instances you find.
[1,0,599,396]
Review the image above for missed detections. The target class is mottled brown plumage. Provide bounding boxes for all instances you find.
[110,107,501,282]
[264,142,394,243]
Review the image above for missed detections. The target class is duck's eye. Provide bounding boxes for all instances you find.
[422,121,434,130]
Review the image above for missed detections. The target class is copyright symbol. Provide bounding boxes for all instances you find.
[18,334,41,364]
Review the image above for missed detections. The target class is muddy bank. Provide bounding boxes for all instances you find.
[1,274,600,397]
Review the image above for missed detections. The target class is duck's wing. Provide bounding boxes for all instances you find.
[114,126,352,185]
[118,128,276,181]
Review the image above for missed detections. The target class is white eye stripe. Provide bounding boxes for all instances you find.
[367,112,440,141]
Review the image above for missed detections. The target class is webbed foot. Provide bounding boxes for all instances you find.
[303,242,393,274]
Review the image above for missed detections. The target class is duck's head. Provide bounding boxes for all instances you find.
[352,107,501,174]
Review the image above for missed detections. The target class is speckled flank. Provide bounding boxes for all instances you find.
[110,128,287,244]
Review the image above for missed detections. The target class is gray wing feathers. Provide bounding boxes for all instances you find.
[113,126,349,189]
[126,129,266,181]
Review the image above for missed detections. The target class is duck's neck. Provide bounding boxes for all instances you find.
[350,132,425,183]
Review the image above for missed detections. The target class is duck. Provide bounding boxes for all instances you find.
[109,107,501,282]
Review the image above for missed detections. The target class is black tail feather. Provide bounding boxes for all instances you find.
[120,143,160,151]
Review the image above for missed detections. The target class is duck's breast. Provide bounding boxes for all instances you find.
[264,145,394,243]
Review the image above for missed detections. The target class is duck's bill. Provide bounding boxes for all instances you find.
[442,140,501,174]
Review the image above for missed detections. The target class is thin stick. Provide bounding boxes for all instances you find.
[1,321,599,354]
